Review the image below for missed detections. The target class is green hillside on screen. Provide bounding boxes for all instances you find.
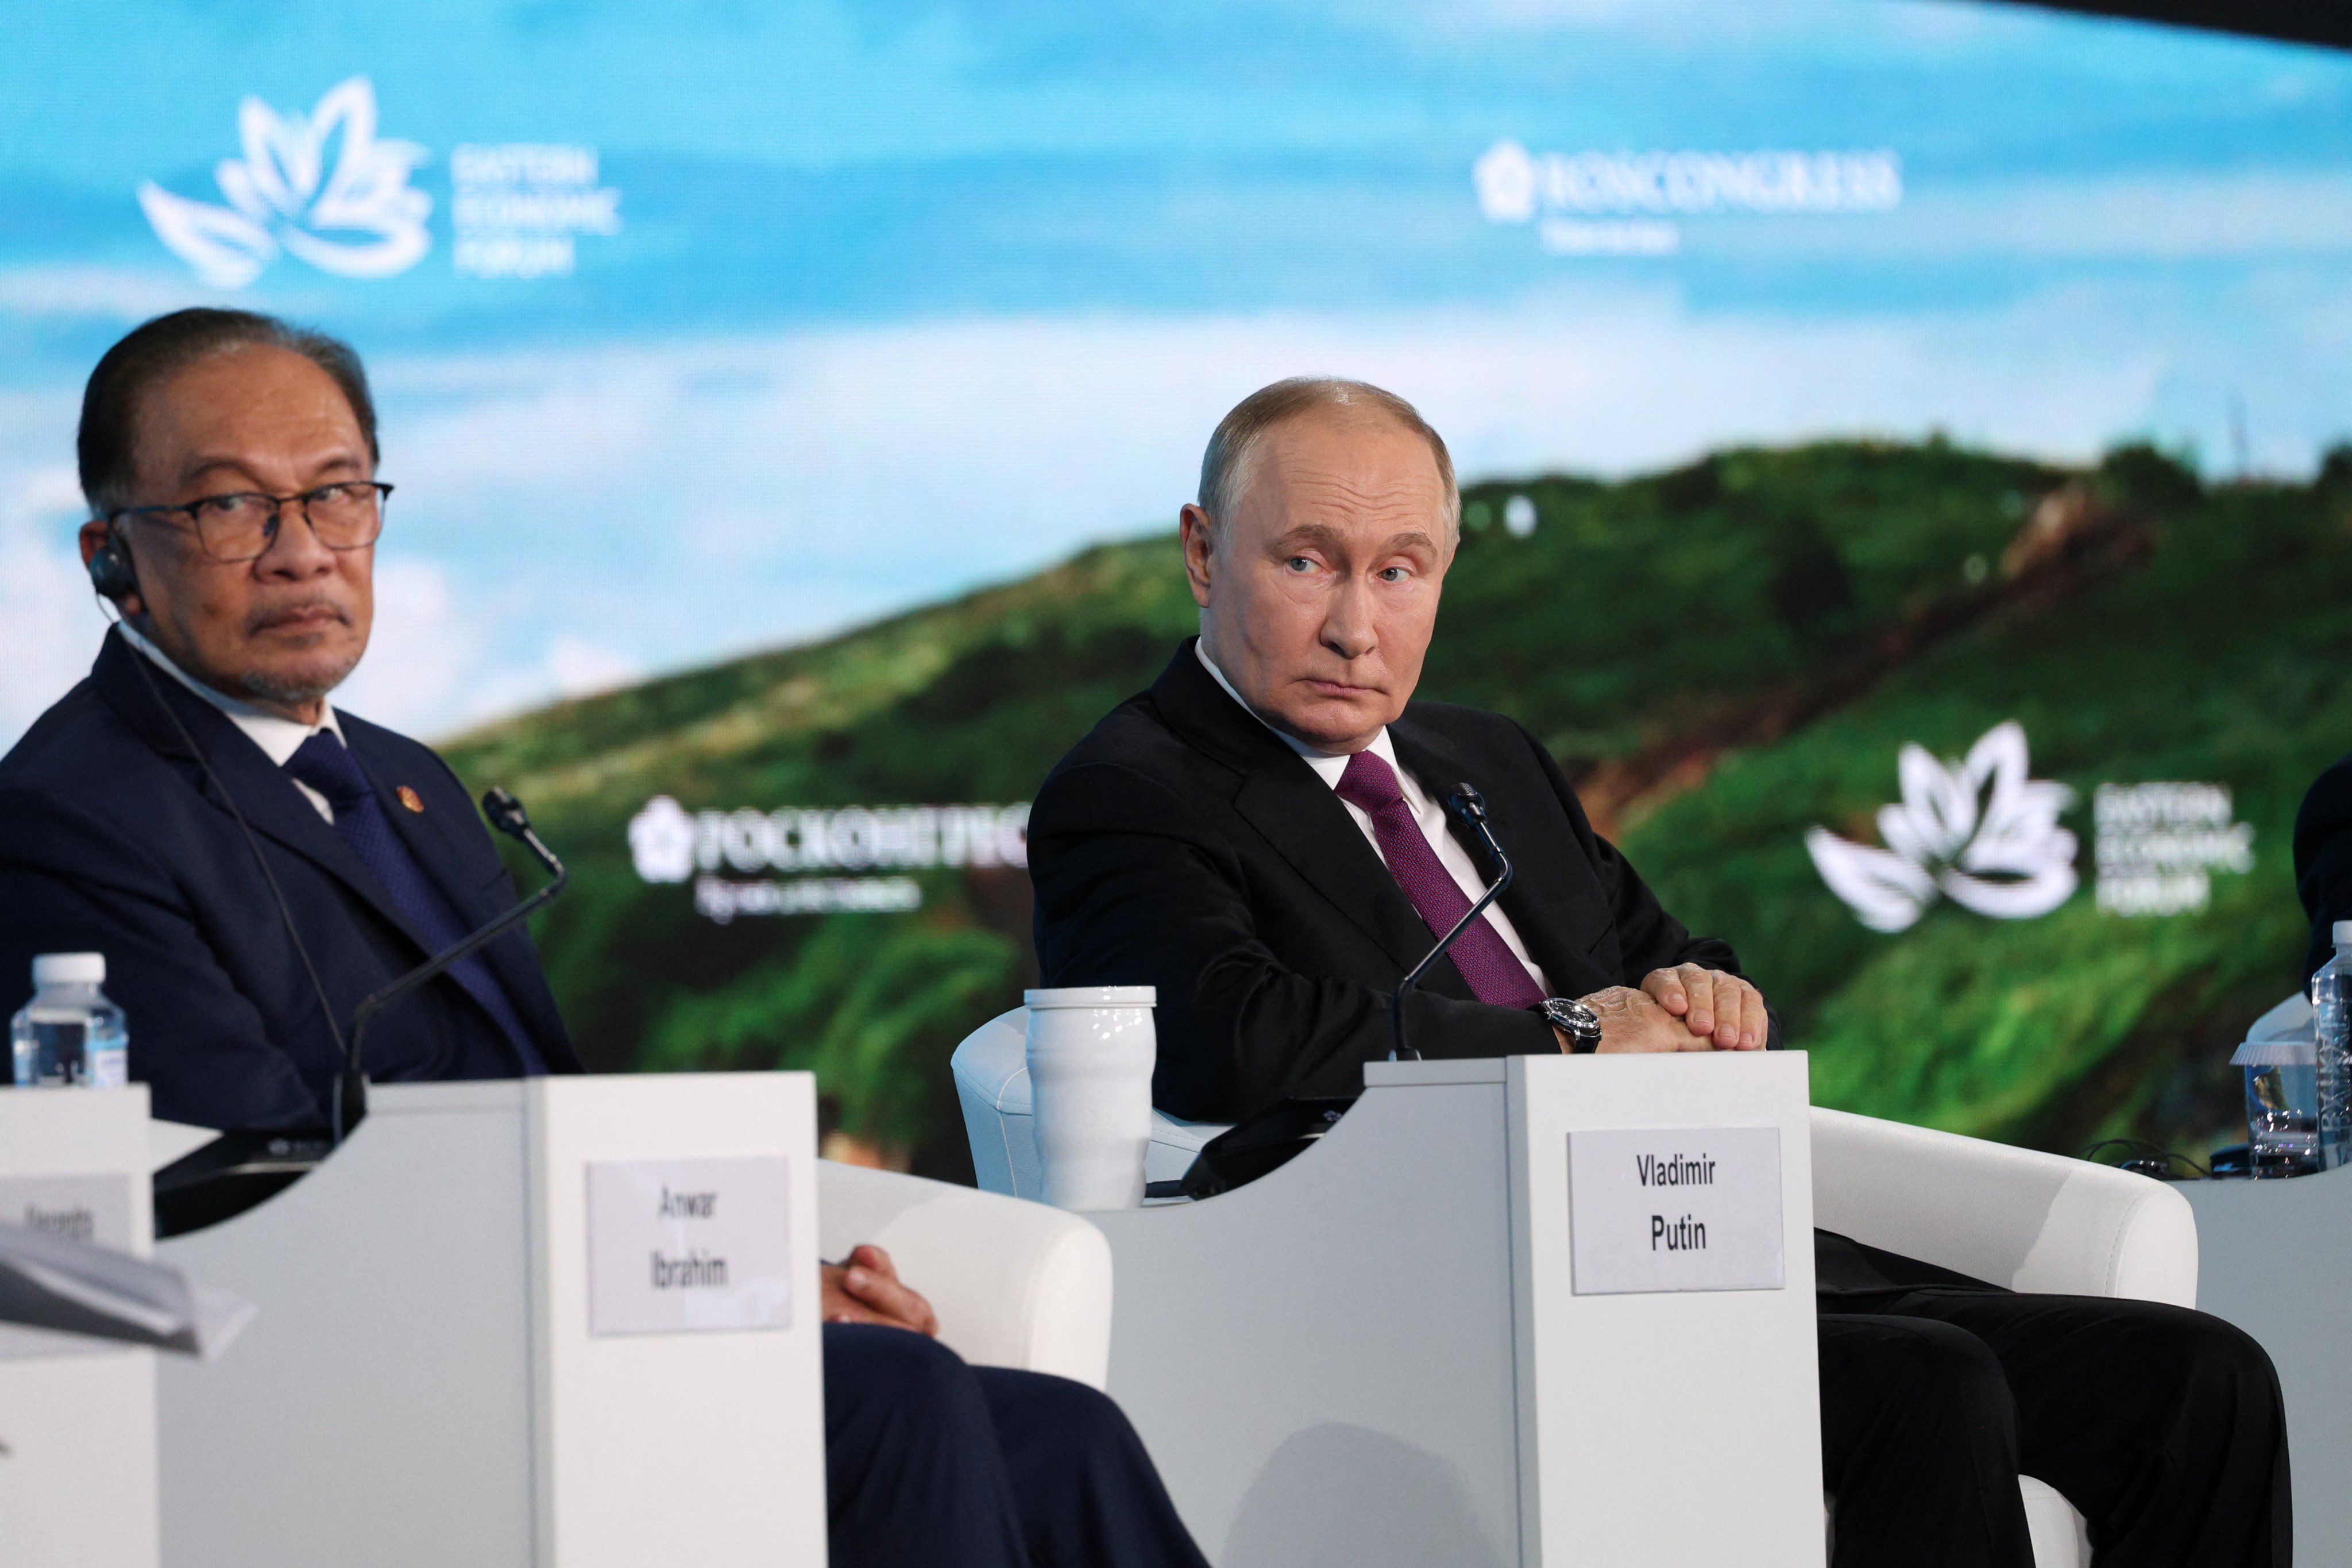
[441,438,2352,1177]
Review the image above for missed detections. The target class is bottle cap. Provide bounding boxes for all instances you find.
[2336,921,2352,948]
[30,952,104,986]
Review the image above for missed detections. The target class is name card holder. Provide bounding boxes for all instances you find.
[0,1086,159,1568]
[159,1073,825,1568]
[1509,1054,1820,1565]
[1088,1051,1821,1568]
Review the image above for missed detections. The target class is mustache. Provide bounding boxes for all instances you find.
[244,597,353,636]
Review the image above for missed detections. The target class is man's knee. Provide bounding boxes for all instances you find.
[1840,1318,2017,1446]
[973,1366,1143,1468]
[825,1324,990,1440]
[2151,1308,2285,1432]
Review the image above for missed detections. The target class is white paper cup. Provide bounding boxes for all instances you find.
[1024,986,1156,1210]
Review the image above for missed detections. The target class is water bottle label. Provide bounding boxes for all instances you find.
[84,1044,128,1090]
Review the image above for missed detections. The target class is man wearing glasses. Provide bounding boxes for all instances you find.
[0,309,1212,1568]
[0,307,576,1129]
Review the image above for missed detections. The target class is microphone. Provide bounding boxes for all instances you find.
[1388,782,1513,1063]
[333,788,569,1144]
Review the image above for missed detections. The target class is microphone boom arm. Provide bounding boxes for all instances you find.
[1389,783,1513,1063]
[334,788,568,1143]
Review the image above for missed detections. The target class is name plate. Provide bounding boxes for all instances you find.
[1566,1127,1784,1295]
[0,1173,136,1361]
[585,1156,794,1337]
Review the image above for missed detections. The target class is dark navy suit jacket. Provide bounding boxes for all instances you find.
[0,629,579,1129]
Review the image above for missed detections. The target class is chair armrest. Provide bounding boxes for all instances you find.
[816,1160,1115,1388]
[1810,1107,2197,1307]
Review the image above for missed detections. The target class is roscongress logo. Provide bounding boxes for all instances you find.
[628,796,1032,925]
[140,78,431,288]
[1805,723,2077,933]
[1473,138,1901,257]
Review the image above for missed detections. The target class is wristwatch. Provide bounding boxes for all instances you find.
[1535,996,1602,1055]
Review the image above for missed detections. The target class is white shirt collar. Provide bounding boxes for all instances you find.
[115,620,343,768]
[1193,639,1405,793]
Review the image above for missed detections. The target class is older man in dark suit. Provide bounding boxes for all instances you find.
[0,312,576,1130]
[1028,376,2289,1568]
[0,308,1207,1568]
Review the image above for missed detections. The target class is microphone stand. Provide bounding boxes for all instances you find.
[1389,782,1513,1063]
[333,788,569,1145]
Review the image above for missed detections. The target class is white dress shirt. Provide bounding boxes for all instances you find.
[118,621,347,826]
[1195,642,1552,995]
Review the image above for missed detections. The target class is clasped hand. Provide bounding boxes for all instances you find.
[1574,964,1768,1053]
[821,1242,939,1335]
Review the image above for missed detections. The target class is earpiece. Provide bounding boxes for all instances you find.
[87,526,138,603]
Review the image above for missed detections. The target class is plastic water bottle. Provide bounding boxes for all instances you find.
[9,953,128,1089]
[2314,922,2352,1170]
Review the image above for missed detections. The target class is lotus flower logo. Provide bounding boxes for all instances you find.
[138,78,430,289]
[1805,721,2078,933]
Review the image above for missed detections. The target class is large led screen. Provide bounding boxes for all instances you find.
[5,0,2349,1175]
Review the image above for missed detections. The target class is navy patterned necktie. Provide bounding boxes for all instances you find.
[283,732,546,1074]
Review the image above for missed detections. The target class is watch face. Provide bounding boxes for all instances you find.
[1543,997,1602,1049]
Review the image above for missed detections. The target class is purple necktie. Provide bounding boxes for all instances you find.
[1334,750,1545,1009]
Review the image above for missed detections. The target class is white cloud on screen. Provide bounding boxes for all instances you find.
[2,272,2343,751]
[379,282,2170,584]
[333,560,646,733]
[0,465,109,743]
[350,287,2183,740]
[329,557,476,735]
[0,265,213,322]
[1781,172,2352,262]
[545,636,643,698]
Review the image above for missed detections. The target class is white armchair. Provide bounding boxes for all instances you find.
[950,1009,2204,1568]
[816,1158,1115,1389]
[1812,1106,2200,1568]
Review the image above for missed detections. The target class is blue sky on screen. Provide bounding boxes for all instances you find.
[2,0,2349,744]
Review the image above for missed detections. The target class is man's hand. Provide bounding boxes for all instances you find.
[821,1243,939,1336]
[1640,964,1768,1051]
[1575,985,1721,1053]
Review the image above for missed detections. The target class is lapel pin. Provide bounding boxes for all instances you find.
[396,786,425,814]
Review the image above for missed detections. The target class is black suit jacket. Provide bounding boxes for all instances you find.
[1029,640,1752,1123]
[0,629,580,1130]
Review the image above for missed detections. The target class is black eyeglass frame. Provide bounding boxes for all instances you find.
[105,481,395,563]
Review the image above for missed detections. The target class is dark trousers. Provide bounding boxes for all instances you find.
[823,1322,1211,1568]
[1820,1291,2291,1568]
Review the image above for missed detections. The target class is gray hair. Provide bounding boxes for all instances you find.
[1196,377,1461,549]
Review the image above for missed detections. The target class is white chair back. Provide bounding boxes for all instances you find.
[816,1159,1114,1389]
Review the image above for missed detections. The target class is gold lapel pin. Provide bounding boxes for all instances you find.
[396,785,425,814]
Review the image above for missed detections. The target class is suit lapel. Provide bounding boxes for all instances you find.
[92,631,437,957]
[343,724,579,1069]
[347,735,493,925]
[351,734,532,995]
[1153,643,1446,976]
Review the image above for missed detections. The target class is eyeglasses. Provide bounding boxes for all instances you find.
[107,481,392,563]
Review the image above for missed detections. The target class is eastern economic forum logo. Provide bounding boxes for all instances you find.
[140,76,621,286]
[1806,723,2256,933]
